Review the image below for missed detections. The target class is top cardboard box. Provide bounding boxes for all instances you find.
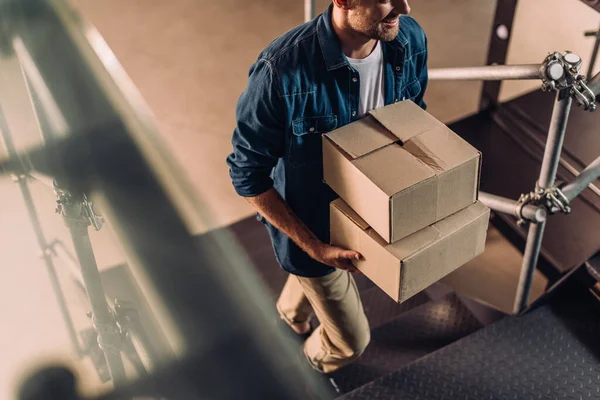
[323,100,481,243]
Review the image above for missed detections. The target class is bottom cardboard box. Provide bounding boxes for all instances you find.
[330,199,490,303]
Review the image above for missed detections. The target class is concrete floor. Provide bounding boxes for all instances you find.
[1,0,599,398]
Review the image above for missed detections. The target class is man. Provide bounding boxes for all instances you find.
[227,0,427,375]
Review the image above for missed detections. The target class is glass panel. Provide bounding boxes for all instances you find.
[0,1,325,398]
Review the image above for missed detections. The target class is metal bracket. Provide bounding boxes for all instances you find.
[540,51,597,111]
[516,181,572,225]
[113,298,140,331]
[82,194,103,231]
[54,185,104,231]
[9,173,29,183]
[88,311,125,354]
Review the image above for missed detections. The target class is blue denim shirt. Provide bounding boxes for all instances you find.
[227,5,428,277]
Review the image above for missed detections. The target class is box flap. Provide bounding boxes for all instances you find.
[331,198,370,230]
[402,135,447,173]
[324,138,392,241]
[404,126,480,172]
[324,116,397,159]
[368,100,443,144]
[352,144,435,196]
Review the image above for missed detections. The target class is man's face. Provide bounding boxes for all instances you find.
[347,0,411,41]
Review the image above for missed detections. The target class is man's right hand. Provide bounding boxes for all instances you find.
[310,243,362,274]
[244,189,362,274]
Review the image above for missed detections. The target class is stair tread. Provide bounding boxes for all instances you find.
[341,292,600,399]
[332,293,483,394]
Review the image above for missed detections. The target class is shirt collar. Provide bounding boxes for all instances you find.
[317,4,408,71]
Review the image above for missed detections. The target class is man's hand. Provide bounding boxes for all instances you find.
[244,189,362,274]
[310,243,362,274]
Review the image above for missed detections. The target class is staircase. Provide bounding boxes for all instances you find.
[342,289,600,399]
[224,216,508,397]
[222,215,600,398]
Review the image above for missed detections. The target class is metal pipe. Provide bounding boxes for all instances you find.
[514,92,572,313]
[479,192,547,223]
[538,94,572,188]
[304,0,315,22]
[49,240,84,286]
[0,105,83,357]
[65,221,127,387]
[12,36,68,137]
[588,69,600,96]
[585,23,600,81]
[428,64,544,81]
[561,155,600,202]
[514,221,547,314]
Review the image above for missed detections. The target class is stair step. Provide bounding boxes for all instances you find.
[341,291,600,399]
[331,293,483,395]
[361,286,429,330]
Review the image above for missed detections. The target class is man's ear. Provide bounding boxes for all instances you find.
[332,0,354,10]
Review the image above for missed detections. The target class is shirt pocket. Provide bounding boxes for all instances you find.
[288,115,338,168]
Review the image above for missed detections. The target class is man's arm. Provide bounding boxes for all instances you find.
[227,59,360,273]
[246,189,360,273]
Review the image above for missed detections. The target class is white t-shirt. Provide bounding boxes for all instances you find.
[348,41,385,118]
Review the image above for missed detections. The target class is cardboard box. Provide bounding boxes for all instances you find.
[323,100,481,243]
[330,198,490,303]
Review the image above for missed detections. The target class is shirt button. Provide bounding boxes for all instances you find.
[352,77,358,83]
[309,127,315,132]
[352,111,356,116]
[395,66,401,71]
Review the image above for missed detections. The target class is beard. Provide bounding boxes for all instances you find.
[348,11,400,41]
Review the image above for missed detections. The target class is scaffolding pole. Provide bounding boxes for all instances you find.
[304,0,315,22]
[479,192,547,223]
[560,155,600,202]
[514,92,572,314]
[428,64,544,81]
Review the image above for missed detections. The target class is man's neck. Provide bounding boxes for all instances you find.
[331,7,378,59]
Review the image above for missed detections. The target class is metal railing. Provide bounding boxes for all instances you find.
[429,51,600,313]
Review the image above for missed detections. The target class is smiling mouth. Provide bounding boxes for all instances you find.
[382,15,400,26]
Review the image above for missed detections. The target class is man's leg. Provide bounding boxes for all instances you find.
[276,274,314,334]
[298,269,370,374]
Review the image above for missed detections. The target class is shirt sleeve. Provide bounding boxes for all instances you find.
[226,59,286,197]
[414,32,428,110]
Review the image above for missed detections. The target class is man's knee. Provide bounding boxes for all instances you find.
[344,326,371,360]
[357,328,371,357]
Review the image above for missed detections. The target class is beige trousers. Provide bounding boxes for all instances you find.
[276,269,370,373]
